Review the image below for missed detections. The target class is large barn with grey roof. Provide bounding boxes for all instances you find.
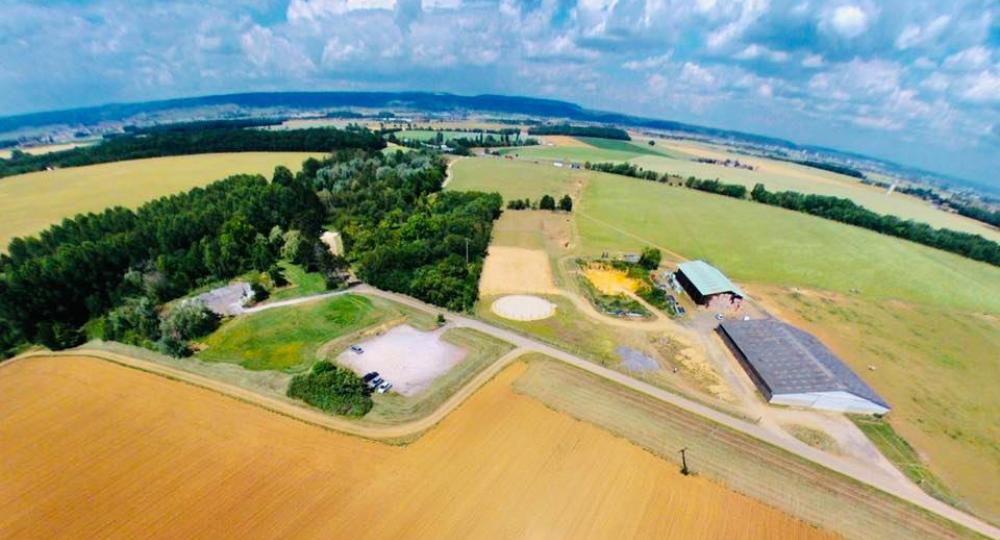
[719,319,890,415]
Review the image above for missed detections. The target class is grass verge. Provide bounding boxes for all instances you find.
[851,415,963,509]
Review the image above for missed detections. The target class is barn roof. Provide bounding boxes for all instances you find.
[720,319,889,409]
[676,260,744,297]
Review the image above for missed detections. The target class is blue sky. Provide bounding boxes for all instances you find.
[1,0,997,183]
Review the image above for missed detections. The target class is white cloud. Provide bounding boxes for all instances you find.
[680,62,716,86]
[823,5,871,39]
[920,72,950,92]
[287,0,396,22]
[960,71,1000,103]
[944,46,992,71]
[623,52,672,71]
[706,0,771,49]
[735,44,788,62]
[801,53,824,68]
[894,15,950,50]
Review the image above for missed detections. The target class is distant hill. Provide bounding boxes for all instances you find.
[1,90,991,194]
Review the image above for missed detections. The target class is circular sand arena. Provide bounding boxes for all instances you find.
[491,295,556,321]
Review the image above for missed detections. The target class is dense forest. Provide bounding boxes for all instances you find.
[0,169,326,355]
[528,124,630,140]
[386,129,538,154]
[0,125,385,178]
[308,150,502,311]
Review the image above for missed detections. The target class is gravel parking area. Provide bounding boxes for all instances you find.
[336,325,467,396]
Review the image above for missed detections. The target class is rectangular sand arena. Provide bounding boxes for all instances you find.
[336,325,467,396]
[479,246,557,295]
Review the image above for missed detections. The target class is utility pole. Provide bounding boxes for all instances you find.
[679,447,690,476]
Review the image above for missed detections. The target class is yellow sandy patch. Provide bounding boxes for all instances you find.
[0,356,834,539]
[541,135,592,148]
[479,246,557,295]
[584,266,641,294]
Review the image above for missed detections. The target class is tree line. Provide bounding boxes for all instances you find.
[528,124,630,140]
[506,194,572,212]
[0,125,386,179]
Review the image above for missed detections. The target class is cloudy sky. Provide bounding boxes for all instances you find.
[1,0,998,183]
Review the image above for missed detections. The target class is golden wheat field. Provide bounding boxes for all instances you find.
[0,356,833,539]
[0,152,320,249]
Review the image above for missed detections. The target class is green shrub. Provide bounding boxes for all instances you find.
[287,361,372,416]
[157,302,220,357]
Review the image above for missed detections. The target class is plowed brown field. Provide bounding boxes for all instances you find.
[0,356,833,539]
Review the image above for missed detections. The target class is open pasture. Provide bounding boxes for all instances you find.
[629,152,1000,241]
[500,144,643,163]
[448,157,579,202]
[0,355,835,539]
[575,169,1000,313]
[0,152,320,249]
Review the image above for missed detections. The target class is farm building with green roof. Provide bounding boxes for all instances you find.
[675,260,744,305]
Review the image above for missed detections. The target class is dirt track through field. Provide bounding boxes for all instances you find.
[0,356,834,539]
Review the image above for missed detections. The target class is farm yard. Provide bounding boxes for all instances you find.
[0,355,839,539]
[0,152,320,249]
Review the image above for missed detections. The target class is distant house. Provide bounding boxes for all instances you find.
[674,260,743,306]
[553,161,564,168]
[719,319,890,414]
[621,253,640,264]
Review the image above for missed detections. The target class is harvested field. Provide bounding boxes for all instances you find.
[491,295,557,321]
[583,266,641,294]
[540,135,592,147]
[336,324,467,396]
[479,246,557,295]
[513,357,983,540]
[0,152,320,249]
[0,355,834,539]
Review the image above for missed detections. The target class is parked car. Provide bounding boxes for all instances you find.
[714,313,725,321]
[350,345,364,354]
[377,381,393,394]
[362,372,379,383]
[370,377,384,388]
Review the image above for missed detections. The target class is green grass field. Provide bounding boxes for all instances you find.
[499,144,644,163]
[0,152,321,249]
[629,154,1000,241]
[394,130,482,142]
[269,262,327,301]
[448,157,578,202]
[577,172,1000,313]
[197,294,394,372]
[452,158,1000,312]
[362,328,515,425]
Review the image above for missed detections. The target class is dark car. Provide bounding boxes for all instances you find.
[362,372,379,383]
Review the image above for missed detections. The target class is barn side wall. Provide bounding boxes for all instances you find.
[717,327,774,400]
[770,391,889,415]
